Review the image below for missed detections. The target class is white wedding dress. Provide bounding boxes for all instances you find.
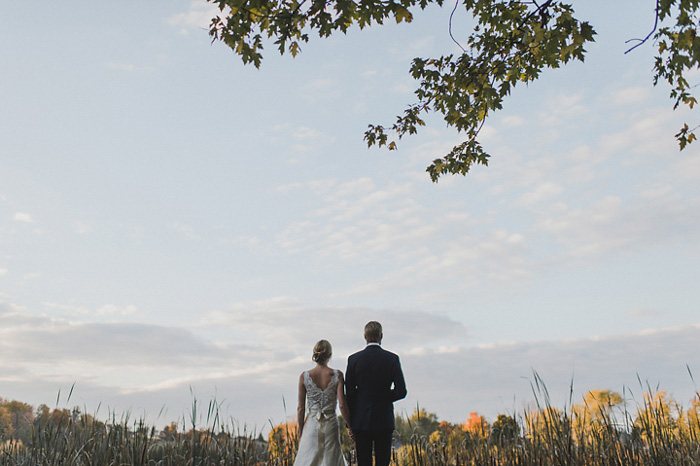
[293,370,347,466]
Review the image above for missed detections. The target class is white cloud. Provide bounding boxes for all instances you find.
[538,93,587,127]
[669,150,700,182]
[22,272,41,280]
[453,102,700,264]
[268,125,334,154]
[500,115,526,127]
[598,107,678,157]
[518,181,564,206]
[337,227,532,301]
[389,35,436,60]
[609,86,651,106]
[0,303,237,372]
[275,182,303,194]
[276,179,433,260]
[293,126,323,142]
[167,0,221,35]
[532,186,700,259]
[199,298,468,354]
[271,176,537,301]
[477,124,499,143]
[0,268,7,277]
[13,212,34,223]
[362,70,378,78]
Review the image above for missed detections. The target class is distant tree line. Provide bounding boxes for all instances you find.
[0,397,265,447]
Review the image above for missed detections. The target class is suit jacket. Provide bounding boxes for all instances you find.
[345,345,407,431]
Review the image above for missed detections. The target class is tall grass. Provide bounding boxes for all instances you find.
[2,377,700,466]
[396,374,700,466]
[0,397,266,466]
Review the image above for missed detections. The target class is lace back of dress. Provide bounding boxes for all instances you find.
[304,370,338,413]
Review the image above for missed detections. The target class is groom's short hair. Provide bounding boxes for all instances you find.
[364,321,383,343]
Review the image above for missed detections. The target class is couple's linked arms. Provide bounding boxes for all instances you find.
[337,372,354,440]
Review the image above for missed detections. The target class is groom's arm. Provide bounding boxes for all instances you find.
[390,355,407,402]
[345,356,357,409]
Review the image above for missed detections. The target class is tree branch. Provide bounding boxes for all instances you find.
[448,0,466,52]
[624,0,659,54]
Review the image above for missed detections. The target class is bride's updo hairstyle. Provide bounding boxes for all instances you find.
[312,340,332,364]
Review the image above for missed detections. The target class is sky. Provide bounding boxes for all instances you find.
[1,0,700,432]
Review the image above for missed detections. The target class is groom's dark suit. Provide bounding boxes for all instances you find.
[346,344,407,466]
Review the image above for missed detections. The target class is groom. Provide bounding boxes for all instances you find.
[345,321,407,466]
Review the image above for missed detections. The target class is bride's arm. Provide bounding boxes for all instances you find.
[336,371,353,440]
[297,372,306,436]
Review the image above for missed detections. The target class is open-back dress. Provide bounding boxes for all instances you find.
[293,370,347,466]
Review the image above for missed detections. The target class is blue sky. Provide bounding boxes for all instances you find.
[1,0,700,430]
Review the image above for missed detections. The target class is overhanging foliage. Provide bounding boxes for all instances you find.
[209,0,699,181]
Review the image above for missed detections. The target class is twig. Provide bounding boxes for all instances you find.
[625,0,659,54]
[449,0,466,52]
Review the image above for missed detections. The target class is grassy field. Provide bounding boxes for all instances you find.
[2,380,699,465]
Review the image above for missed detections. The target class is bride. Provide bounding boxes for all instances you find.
[294,340,353,466]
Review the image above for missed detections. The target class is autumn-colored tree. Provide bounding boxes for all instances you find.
[76,412,105,433]
[34,404,50,424]
[160,421,180,441]
[437,420,453,436]
[633,390,678,443]
[687,395,700,429]
[395,408,440,442]
[268,421,299,465]
[525,406,569,443]
[0,406,13,440]
[464,411,489,437]
[0,399,34,444]
[571,389,624,436]
[490,414,519,445]
[580,390,624,417]
[49,408,72,428]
